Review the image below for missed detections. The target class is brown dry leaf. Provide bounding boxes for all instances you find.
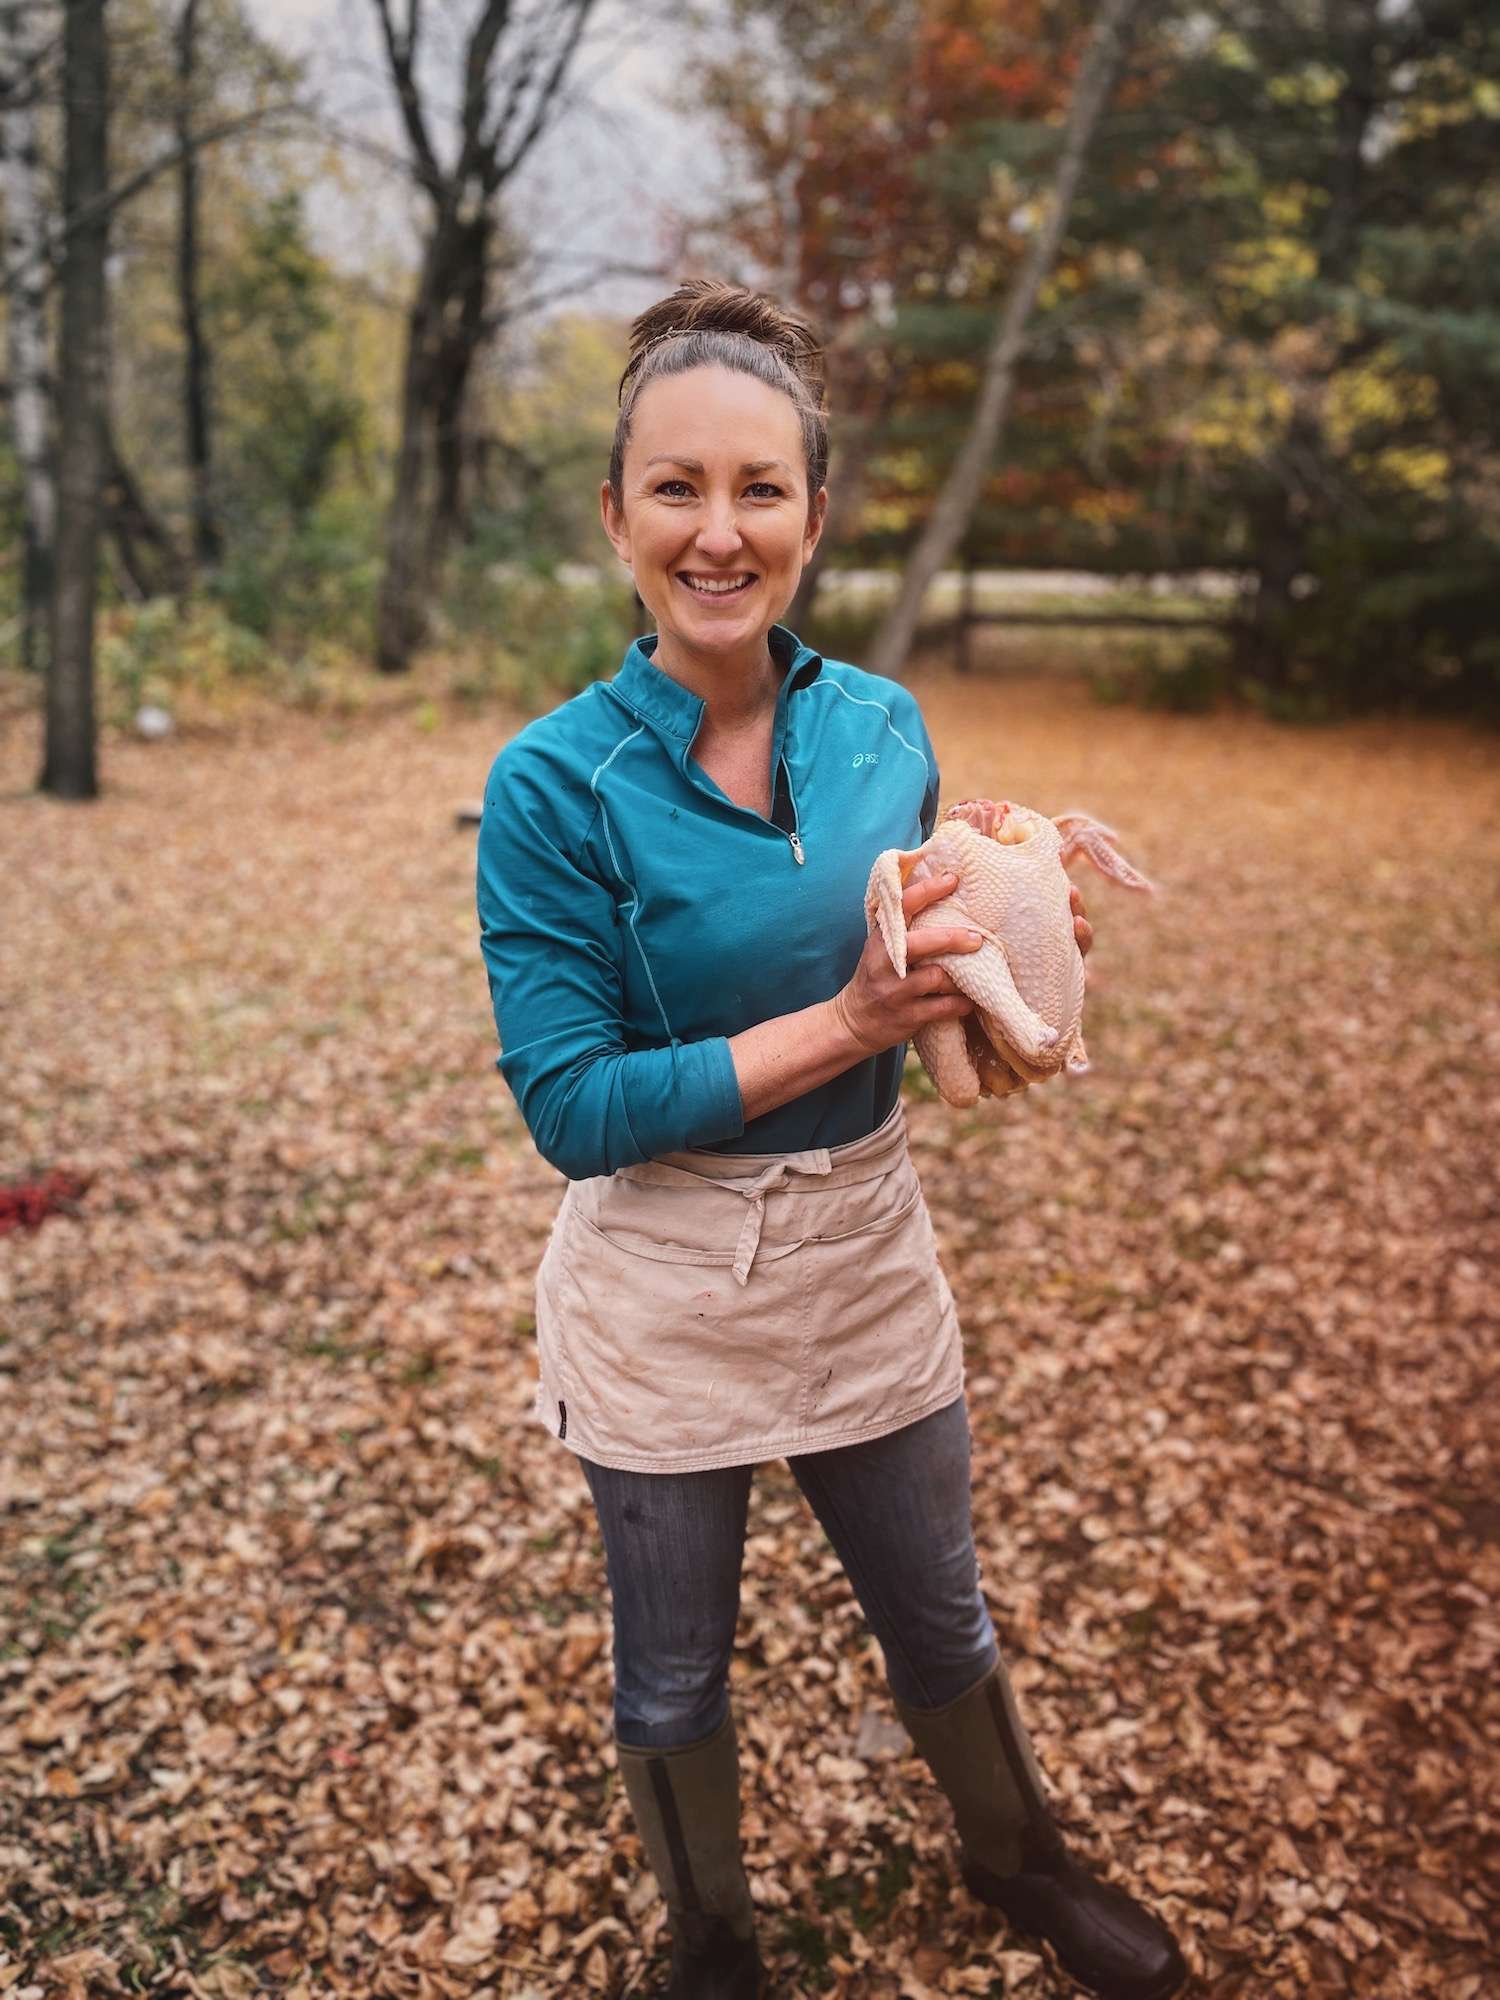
[2,669,1495,1998]
[442,1905,501,1968]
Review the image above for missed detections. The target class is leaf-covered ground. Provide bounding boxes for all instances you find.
[2,667,1496,2000]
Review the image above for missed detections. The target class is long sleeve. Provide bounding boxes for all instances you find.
[904,696,942,841]
[476,742,745,1180]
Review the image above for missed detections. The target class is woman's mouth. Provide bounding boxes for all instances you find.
[677,571,757,600]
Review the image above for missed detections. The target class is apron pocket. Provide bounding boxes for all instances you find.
[547,1201,809,1461]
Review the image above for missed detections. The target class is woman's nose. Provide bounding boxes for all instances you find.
[694,505,745,560]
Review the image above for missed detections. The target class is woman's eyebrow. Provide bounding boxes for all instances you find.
[642,455,791,475]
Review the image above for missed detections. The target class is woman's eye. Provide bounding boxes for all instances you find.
[654,479,784,499]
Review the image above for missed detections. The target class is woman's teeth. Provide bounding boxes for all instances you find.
[680,573,755,596]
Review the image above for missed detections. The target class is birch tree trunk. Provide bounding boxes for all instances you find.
[865,0,1143,683]
[1,1,58,677]
[41,0,108,798]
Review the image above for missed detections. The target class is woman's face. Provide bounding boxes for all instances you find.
[601,364,827,674]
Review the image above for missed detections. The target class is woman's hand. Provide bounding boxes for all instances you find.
[1071,884,1093,959]
[831,872,981,1058]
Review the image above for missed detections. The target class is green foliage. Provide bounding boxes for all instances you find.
[208,191,364,533]
[481,315,625,568]
[209,491,382,648]
[1242,537,1500,721]
[799,594,888,665]
[700,1,1500,712]
[1089,635,1230,715]
[98,598,270,727]
[445,560,639,713]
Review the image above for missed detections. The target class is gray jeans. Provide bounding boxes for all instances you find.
[580,1394,1000,1749]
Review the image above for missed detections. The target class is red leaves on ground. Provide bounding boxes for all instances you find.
[0,1169,89,1236]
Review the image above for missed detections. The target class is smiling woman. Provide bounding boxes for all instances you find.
[473,279,1186,2000]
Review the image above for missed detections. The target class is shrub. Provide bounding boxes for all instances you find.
[98,599,271,728]
[1088,633,1229,714]
[447,565,638,712]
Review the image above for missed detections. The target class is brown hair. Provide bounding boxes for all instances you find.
[608,278,829,514]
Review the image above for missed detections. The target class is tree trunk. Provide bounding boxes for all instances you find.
[42,0,109,800]
[1,1,58,678]
[787,389,892,636]
[102,409,184,601]
[865,0,1141,683]
[429,214,489,572]
[375,275,442,670]
[375,209,488,671]
[366,0,598,673]
[176,0,219,573]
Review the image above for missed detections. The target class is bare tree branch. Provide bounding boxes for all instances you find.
[488,0,596,191]
[479,257,671,336]
[0,7,61,113]
[459,0,513,172]
[0,97,310,294]
[370,0,442,194]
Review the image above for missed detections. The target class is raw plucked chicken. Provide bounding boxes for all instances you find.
[864,799,1155,1106]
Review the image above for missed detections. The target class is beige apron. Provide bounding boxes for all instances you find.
[531,1100,965,1473]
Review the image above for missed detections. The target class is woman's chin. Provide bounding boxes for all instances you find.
[653,598,790,654]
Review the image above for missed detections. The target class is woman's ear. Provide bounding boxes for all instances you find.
[803,485,829,562]
[600,479,631,566]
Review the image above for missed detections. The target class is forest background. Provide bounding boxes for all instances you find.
[5,0,1499,792]
[2,5,1498,1999]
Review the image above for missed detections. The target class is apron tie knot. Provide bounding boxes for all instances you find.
[729,1151,832,1285]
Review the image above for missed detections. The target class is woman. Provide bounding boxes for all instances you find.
[475,279,1187,2000]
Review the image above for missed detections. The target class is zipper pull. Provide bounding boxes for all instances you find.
[788,831,805,865]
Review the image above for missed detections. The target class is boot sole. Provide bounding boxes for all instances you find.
[1006,1927,1187,2000]
[964,1872,1189,2000]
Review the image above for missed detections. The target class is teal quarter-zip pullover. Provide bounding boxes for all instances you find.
[476,622,940,1178]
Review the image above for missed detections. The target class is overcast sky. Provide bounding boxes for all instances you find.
[245,0,738,328]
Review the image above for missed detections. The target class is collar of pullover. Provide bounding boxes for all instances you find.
[608,622,823,745]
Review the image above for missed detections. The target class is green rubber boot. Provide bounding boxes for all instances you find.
[895,1663,1187,2000]
[616,1709,762,2000]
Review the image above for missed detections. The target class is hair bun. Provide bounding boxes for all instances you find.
[622,278,825,406]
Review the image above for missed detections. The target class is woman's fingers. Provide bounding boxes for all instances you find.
[921,991,973,1018]
[1070,883,1093,959]
[901,870,959,920]
[905,924,982,961]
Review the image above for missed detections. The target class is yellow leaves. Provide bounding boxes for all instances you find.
[1325,351,1439,446]
[926,359,980,395]
[1365,445,1451,496]
[1218,232,1317,304]
[877,446,931,492]
[1267,63,1342,108]
[1262,186,1312,231]
[1071,489,1141,528]
[857,497,919,535]
[1038,263,1085,309]
[1211,28,1255,70]
[1321,348,1453,491]
[1181,368,1294,455]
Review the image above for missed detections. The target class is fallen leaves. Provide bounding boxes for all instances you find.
[1,666,1496,1996]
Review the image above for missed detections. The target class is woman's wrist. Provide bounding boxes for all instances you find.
[827,986,880,1061]
[729,993,880,1125]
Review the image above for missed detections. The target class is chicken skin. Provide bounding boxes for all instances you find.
[864,799,1155,1107]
